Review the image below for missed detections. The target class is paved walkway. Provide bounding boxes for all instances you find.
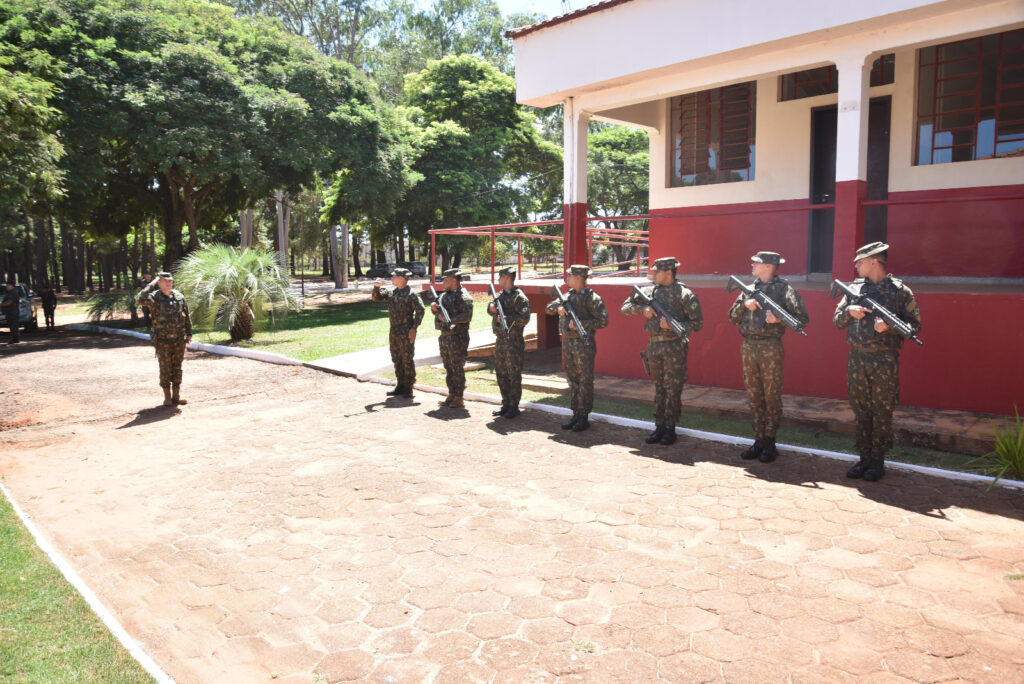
[1,331,1022,682]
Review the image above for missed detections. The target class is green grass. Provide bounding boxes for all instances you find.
[398,361,978,474]
[0,494,155,683]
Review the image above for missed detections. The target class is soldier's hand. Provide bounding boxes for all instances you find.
[408,329,416,343]
[430,303,438,313]
[765,310,779,324]
[557,306,566,317]
[744,298,761,311]
[487,303,496,315]
[643,306,657,319]
[659,316,671,330]
[568,319,576,331]
[374,279,385,287]
[874,317,890,333]
[848,305,870,320]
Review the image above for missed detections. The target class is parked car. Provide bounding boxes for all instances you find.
[9,284,38,331]
[399,261,427,277]
[364,262,397,279]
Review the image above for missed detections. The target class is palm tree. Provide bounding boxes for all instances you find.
[176,245,299,341]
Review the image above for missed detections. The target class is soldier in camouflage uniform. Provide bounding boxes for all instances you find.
[728,251,809,463]
[834,242,921,482]
[371,267,425,399]
[2,283,20,344]
[430,268,474,408]
[488,266,531,419]
[546,265,609,432]
[622,257,703,446]
[137,272,192,406]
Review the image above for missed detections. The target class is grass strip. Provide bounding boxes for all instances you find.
[0,493,154,683]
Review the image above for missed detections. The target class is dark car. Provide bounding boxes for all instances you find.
[364,262,398,279]
[399,261,427,277]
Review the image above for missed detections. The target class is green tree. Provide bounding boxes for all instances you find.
[587,122,649,266]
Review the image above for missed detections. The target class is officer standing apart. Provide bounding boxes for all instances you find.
[546,265,609,432]
[2,283,20,344]
[833,242,921,482]
[728,251,809,463]
[488,266,531,419]
[371,267,424,399]
[40,283,57,330]
[137,272,192,406]
[622,257,703,446]
[432,268,474,408]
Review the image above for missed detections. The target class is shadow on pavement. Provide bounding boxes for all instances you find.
[0,328,146,356]
[425,406,470,420]
[118,406,181,429]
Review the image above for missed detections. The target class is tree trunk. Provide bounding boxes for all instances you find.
[409,243,415,260]
[230,303,254,341]
[351,232,362,277]
[274,189,289,268]
[47,217,59,290]
[34,217,48,288]
[375,249,386,264]
[240,208,254,248]
[329,224,344,289]
[396,235,405,264]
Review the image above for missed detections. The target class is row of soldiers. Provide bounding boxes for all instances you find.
[373,241,921,483]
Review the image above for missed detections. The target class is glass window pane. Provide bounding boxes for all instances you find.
[669,82,756,187]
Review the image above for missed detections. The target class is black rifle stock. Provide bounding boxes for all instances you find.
[489,283,509,335]
[630,285,689,342]
[829,279,923,345]
[424,285,455,331]
[726,276,808,336]
[550,285,588,340]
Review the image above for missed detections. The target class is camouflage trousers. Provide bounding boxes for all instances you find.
[847,349,900,459]
[742,338,785,439]
[495,332,525,408]
[648,337,687,427]
[5,310,18,341]
[154,339,185,388]
[389,330,416,389]
[43,306,55,328]
[439,331,470,399]
[563,336,596,417]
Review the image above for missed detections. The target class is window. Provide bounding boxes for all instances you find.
[779,54,895,101]
[916,29,1024,165]
[670,82,756,187]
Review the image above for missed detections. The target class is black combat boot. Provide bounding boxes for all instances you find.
[862,458,886,482]
[846,456,870,479]
[659,426,677,445]
[571,414,590,432]
[561,415,578,430]
[493,404,508,417]
[386,385,403,396]
[503,406,520,419]
[645,426,666,444]
[758,438,778,463]
[400,387,414,398]
[741,440,763,460]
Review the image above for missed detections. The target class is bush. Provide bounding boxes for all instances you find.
[86,292,138,325]
[968,407,1024,488]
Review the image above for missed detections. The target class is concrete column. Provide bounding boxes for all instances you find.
[563,98,590,271]
[831,54,871,278]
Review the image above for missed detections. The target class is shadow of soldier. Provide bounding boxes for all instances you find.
[117,406,181,429]
[425,406,470,421]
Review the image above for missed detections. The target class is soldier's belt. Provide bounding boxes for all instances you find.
[742,336,782,345]
[850,345,899,355]
[649,332,685,342]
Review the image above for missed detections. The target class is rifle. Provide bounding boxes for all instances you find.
[830,279,923,345]
[422,284,455,331]
[630,285,689,342]
[726,276,808,336]
[550,285,588,340]
[489,283,509,335]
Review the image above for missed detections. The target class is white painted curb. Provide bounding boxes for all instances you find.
[68,323,303,366]
[0,482,175,684]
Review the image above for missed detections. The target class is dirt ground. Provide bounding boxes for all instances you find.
[1,329,1023,683]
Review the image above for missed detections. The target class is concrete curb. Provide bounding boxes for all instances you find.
[0,482,176,684]
[68,323,303,366]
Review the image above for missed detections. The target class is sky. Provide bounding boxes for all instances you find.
[495,0,574,22]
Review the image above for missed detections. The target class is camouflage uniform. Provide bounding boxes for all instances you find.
[2,287,19,343]
[435,286,474,401]
[137,281,192,396]
[371,283,425,392]
[728,276,808,441]
[546,284,609,423]
[834,274,921,466]
[40,287,57,329]
[491,285,531,412]
[622,280,703,437]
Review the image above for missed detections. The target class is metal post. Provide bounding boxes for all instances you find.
[430,233,436,282]
[491,225,496,283]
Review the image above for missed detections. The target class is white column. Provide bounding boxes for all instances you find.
[834,53,872,183]
[563,97,590,206]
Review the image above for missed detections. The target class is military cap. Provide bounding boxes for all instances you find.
[854,241,889,262]
[156,271,174,279]
[652,256,680,271]
[391,267,412,278]
[497,266,517,278]
[567,264,592,277]
[442,268,466,279]
[750,251,785,265]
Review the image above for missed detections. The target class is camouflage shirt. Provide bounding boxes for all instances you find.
[728,276,809,338]
[371,284,425,332]
[622,281,703,341]
[491,287,531,337]
[434,287,474,335]
[545,287,609,339]
[833,274,921,351]
[137,284,192,341]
